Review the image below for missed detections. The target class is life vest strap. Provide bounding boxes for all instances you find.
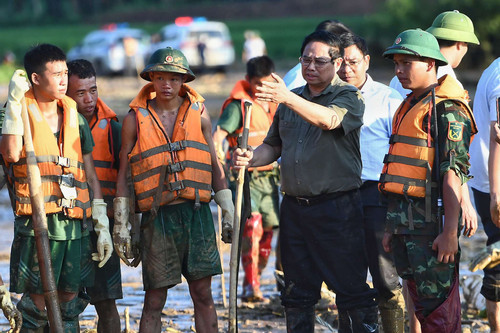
[390,134,433,147]
[14,155,84,169]
[132,161,212,183]
[383,154,430,168]
[129,140,210,163]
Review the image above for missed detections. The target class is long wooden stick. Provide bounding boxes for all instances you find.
[20,99,63,332]
[228,101,252,333]
[217,205,227,308]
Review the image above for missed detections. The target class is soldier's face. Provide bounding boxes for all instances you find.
[393,54,433,91]
[31,61,68,102]
[247,74,275,97]
[67,75,98,122]
[150,72,185,102]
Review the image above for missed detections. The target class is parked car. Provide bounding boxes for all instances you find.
[67,24,150,76]
[148,17,235,72]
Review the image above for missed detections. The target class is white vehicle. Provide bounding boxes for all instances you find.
[148,17,235,71]
[67,24,150,76]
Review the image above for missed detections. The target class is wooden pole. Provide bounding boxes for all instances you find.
[228,101,252,333]
[20,99,63,332]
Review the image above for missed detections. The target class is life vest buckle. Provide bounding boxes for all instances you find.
[59,174,75,187]
[167,162,185,174]
[168,141,185,152]
[57,156,70,168]
[58,197,75,209]
[167,181,185,191]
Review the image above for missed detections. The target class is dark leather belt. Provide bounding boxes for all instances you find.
[288,191,345,206]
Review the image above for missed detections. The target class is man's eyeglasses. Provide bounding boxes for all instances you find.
[299,56,334,69]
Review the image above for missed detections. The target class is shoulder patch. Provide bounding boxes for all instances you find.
[448,121,463,142]
[356,90,363,101]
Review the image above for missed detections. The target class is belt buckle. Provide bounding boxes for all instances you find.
[295,196,310,206]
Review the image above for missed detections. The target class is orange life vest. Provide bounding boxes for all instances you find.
[221,80,277,171]
[7,89,91,219]
[129,83,212,212]
[89,98,118,216]
[379,75,476,201]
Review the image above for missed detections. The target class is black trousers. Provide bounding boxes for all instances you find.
[360,181,402,302]
[280,189,377,310]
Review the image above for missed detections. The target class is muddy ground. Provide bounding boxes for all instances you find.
[0,69,492,332]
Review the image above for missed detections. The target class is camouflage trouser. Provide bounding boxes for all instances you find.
[391,234,458,317]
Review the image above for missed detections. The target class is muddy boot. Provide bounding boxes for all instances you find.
[338,310,352,333]
[60,292,90,333]
[285,307,315,333]
[241,213,264,302]
[17,294,48,333]
[379,289,405,333]
[338,306,379,333]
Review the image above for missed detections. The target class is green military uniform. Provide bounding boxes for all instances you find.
[380,29,477,332]
[217,100,280,229]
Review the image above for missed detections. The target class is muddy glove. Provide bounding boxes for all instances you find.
[214,189,234,243]
[470,241,500,272]
[91,199,113,268]
[3,69,29,136]
[0,285,22,333]
[113,197,133,266]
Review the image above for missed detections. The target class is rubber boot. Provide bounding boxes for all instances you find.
[379,289,405,333]
[258,229,273,276]
[285,306,315,333]
[338,306,379,333]
[241,213,264,301]
[17,294,48,333]
[60,292,90,333]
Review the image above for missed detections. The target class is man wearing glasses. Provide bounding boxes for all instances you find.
[338,33,405,333]
[233,30,378,332]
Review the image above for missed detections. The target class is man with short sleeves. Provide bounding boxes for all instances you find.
[234,30,378,332]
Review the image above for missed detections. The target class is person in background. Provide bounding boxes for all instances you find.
[338,32,405,333]
[213,55,280,303]
[242,30,267,63]
[468,57,500,333]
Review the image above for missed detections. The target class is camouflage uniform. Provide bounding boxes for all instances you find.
[385,96,474,317]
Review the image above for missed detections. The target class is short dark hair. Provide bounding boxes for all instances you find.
[340,33,369,56]
[24,44,66,84]
[246,56,275,79]
[315,20,352,36]
[436,38,458,48]
[67,59,96,79]
[300,30,343,59]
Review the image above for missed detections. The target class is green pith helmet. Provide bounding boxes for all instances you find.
[383,29,448,67]
[426,10,480,45]
[140,47,195,82]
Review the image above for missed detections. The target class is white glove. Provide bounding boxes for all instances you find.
[91,199,113,268]
[113,197,133,266]
[0,285,22,332]
[214,189,234,243]
[3,69,29,136]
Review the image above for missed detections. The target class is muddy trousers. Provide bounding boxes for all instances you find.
[241,213,273,298]
[18,293,90,333]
